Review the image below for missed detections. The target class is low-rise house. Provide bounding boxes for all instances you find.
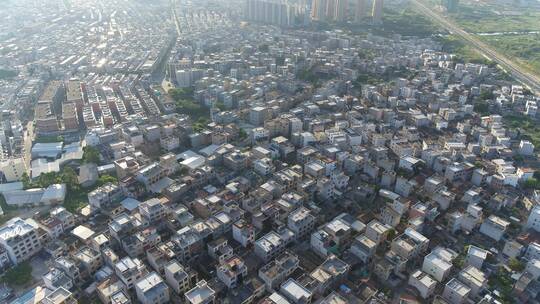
[479,215,509,241]
[458,266,487,299]
[443,278,471,304]
[408,270,437,299]
[217,255,248,289]
[280,278,313,304]
[164,260,198,295]
[259,251,299,292]
[135,272,170,304]
[185,280,216,304]
[114,257,147,289]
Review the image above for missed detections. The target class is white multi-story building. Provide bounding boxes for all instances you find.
[349,234,377,263]
[287,207,316,240]
[280,278,313,304]
[135,272,170,304]
[391,228,429,260]
[0,217,42,264]
[527,205,540,232]
[422,247,457,282]
[88,183,123,209]
[185,280,215,304]
[139,198,168,224]
[519,140,535,156]
[458,266,487,298]
[245,0,296,27]
[0,157,27,182]
[443,278,471,304]
[164,260,196,295]
[232,219,256,247]
[255,228,294,262]
[408,270,437,299]
[479,215,509,241]
[254,158,275,176]
[259,251,299,291]
[115,257,147,289]
[466,246,488,269]
[217,256,248,289]
[365,220,391,244]
[526,242,540,260]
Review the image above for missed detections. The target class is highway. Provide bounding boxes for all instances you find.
[171,0,182,36]
[411,0,540,95]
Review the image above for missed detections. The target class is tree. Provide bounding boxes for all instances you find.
[488,267,515,303]
[0,68,18,80]
[192,117,209,132]
[508,258,525,272]
[479,91,495,101]
[82,146,100,164]
[169,88,194,101]
[97,174,118,186]
[175,99,208,120]
[1,262,33,286]
[387,228,396,240]
[37,172,60,188]
[215,101,226,111]
[21,173,32,189]
[474,101,490,115]
[239,128,248,140]
[523,178,540,189]
[258,44,269,52]
[60,167,79,191]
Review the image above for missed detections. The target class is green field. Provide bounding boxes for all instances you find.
[449,1,540,33]
[377,7,445,37]
[479,34,540,73]
[435,34,489,64]
[422,0,540,78]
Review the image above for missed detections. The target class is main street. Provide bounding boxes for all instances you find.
[411,0,540,95]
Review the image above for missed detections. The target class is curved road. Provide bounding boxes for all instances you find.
[411,0,540,95]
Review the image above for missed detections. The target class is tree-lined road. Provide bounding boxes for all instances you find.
[411,0,540,95]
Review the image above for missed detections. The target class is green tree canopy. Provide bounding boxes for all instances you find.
[1,262,32,286]
[82,146,100,164]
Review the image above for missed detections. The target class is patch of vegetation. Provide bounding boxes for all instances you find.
[377,7,444,37]
[169,87,194,101]
[22,166,88,213]
[473,101,489,115]
[427,0,540,78]
[435,35,489,64]
[34,135,64,143]
[22,167,78,191]
[449,2,540,33]
[0,194,17,225]
[82,146,101,164]
[169,88,209,121]
[340,6,443,37]
[96,174,117,187]
[239,128,248,140]
[193,118,209,132]
[488,267,515,304]
[175,100,209,120]
[63,186,89,213]
[258,44,269,52]
[214,101,226,111]
[1,262,33,286]
[523,178,540,190]
[298,67,320,86]
[508,258,525,272]
[355,67,418,87]
[504,114,540,150]
[480,34,540,74]
[0,68,18,80]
